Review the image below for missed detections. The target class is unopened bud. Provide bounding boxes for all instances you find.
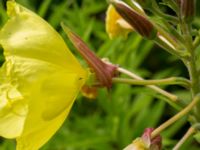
[176,0,181,7]
[106,5,133,39]
[111,0,157,39]
[179,0,196,22]
[61,23,118,89]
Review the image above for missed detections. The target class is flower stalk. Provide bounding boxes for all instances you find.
[173,127,196,150]
[179,5,200,120]
[116,67,183,110]
[112,77,191,88]
[151,94,200,139]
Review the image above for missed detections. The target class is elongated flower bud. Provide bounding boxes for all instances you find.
[62,23,117,89]
[106,4,133,39]
[176,0,181,7]
[179,0,196,22]
[111,0,157,39]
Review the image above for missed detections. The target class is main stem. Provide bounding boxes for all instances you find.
[173,127,196,150]
[182,23,200,121]
[187,53,200,121]
[151,95,200,139]
[112,77,190,88]
[117,67,179,102]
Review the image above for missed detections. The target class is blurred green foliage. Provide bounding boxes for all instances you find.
[0,0,200,149]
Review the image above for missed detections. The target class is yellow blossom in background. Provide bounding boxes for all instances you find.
[106,5,133,39]
[0,1,87,150]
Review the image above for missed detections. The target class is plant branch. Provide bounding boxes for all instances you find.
[155,36,189,59]
[154,25,190,60]
[117,67,179,102]
[151,94,200,139]
[112,77,191,88]
[173,127,196,150]
[180,21,200,120]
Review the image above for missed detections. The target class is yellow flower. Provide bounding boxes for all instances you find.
[0,1,87,150]
[106,5,133,39]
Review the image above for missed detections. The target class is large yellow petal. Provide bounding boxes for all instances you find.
[1,1,83,73]
[0,1,87,149]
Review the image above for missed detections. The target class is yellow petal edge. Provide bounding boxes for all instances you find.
[0,1,88,150]
[106,5,133,39]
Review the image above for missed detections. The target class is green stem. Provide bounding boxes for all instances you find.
[181,22,200,120]
[154,26,190,60]
[112,77,191,88]
[173,127,196,150]
[155,36,189,59]
[162,20,185,45]
[151,94,200,139]
[187,59,200,120]
[155,25,181,50]
[187,60,200,96]
[117,67,179,102]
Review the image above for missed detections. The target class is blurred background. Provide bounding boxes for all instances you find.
[0,0,200,149]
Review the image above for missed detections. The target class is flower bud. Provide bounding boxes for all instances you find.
[179,0,196,22]
[62,23,118,89]
[111,0,157,39]
[176,0,181,7]
[106,5,133,39]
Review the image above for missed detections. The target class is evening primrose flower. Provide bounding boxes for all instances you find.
[0,1,87,150]
[106,4,133,39]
